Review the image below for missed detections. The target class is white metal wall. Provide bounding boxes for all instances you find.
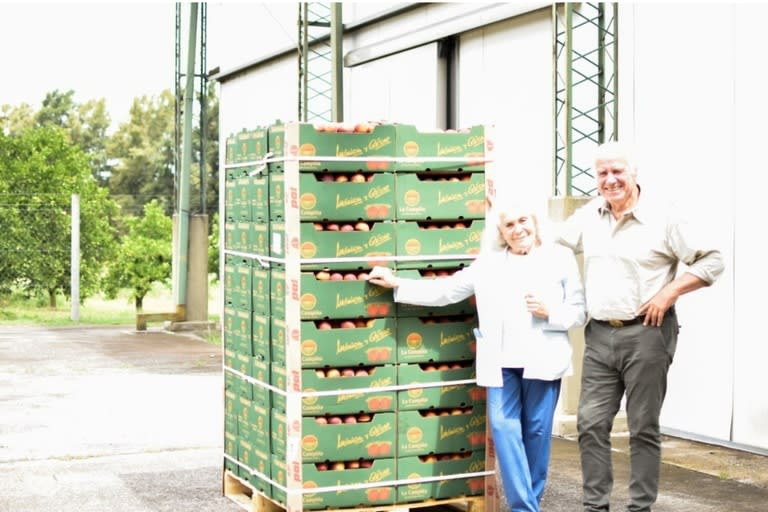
[457,8,553,216]
[344,43,441,129]
[730,4,768,451]
[620,3,742,446]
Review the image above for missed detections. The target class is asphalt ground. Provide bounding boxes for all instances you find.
[1,325,767,512]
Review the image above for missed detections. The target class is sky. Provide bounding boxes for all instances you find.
[0,2,297,129]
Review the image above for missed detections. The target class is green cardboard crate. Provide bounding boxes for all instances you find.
[271,361,396,415]
[396,450,486,502]
[289,122,398,172]
[298,172,395,221]
[393,269,477,317]
[298,269,395,320]
[396,315,478,363]
[267,121,285,172]
[271,455,397,510]
[395,171,486,220]
[271,221,396,270]
[394,124,486,172]
[397,406,487,456]
[271,408,396,462]
[397,364,486,411]
[299,317,396,368]
[394,219,485,260]
[269,172,285,221]
[251,264,270,316]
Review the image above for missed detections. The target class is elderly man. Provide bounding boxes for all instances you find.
[556,141,724,512]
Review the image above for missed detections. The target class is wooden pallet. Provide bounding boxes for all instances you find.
[223,470,485,512]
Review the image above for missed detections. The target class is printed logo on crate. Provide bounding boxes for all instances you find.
[288,123,398,172]
[395,172,486,220]
[298,172,395,221]
[300,317,396,367]
[396,450,486,502]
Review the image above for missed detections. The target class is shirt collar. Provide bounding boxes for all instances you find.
[596,185,645,222]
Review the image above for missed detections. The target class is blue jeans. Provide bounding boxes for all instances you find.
[488,368,561,512]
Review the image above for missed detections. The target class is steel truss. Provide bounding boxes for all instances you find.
[553,2,618,197]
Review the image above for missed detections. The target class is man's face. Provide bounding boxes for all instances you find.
[596,157,637,206]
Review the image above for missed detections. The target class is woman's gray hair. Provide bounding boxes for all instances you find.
[494,206,543,249]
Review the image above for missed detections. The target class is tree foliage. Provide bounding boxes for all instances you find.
[1,90,112,185]
[0,126,118,306]
[107,90,175,218]
[101,200,172,312]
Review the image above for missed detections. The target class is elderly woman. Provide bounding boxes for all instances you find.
[369,204,586,512]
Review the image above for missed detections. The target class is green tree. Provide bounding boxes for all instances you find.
[107,90,175,217]
[208,212,220,282]
[102,200,172,312]
[1,90,113,185]
[0,126,118,306]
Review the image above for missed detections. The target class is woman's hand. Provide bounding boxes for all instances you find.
[367,266,398,289]
[525,293,549,319]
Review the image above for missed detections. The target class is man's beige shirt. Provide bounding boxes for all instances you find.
[556,191,724,321]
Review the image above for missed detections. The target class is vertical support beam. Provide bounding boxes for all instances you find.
[200,2,208,214]
[330,2,344,122]
[173,2,198,318]
[553,2,618,198]
[298,2,333,123]
[70,194,80,322]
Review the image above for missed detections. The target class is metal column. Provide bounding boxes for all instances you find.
[553,2,618,197]
[298,2,343,123]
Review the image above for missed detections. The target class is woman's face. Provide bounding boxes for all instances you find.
[499,211,537,254]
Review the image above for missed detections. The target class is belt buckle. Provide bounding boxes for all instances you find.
[608,319,625,328]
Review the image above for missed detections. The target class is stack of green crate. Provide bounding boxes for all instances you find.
[222,121,492,510]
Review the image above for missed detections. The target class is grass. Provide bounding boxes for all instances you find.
[0,282,222,328]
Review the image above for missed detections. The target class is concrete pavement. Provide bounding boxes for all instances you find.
[1,325,767,511]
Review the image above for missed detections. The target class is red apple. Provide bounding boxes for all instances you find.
[343,273,358,281]
[330,273,344,281]
[340,223,355,232]
[317,321,332,330]
[343,415,357,424]
[326,223,340,231]
[327,415,343,424]
[340,320,356,329]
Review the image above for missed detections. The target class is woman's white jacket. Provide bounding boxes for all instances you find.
[393,244,586,387]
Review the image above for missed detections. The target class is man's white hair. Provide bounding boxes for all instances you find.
[594,141,639,176]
